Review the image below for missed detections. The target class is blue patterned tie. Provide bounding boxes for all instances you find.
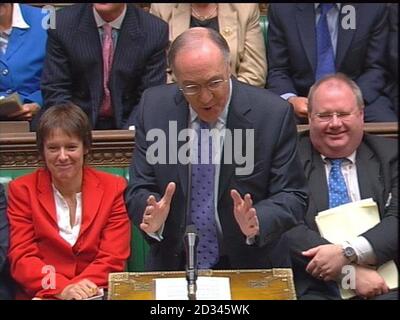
[328,159,350,208]
[315,3,336,81]
[190,120,219,269]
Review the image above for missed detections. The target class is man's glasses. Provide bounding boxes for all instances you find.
[179,79,228,96]
[312,110,360,122]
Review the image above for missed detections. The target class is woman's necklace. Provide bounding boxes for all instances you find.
[191,4,218,21]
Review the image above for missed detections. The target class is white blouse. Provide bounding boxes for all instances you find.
[52,185,82,247]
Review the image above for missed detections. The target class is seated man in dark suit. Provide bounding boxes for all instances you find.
[285,73,398,300]
[0,183,14,300]
[267,3,397,123]
[40,3,169,130]
[124,27,308,271]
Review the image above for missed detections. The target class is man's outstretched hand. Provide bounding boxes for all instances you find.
[140,182,176,233]
[231,189,259,238]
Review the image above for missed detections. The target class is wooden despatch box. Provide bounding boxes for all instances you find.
[108,269,296,300]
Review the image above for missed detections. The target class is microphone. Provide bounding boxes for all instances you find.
[184,224,199,300]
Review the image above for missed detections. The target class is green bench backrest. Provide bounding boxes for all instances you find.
[259,14,269,50]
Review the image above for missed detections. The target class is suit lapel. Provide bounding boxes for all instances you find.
[111,5,144,123]
[218,79,252,202]
[174,91,190,197]
[77,4,103,121]
[299,136,329,214]
[79,168,104,237]
[4,28,27,60]
[356,140,383,206]
[336,3,357,68]
[296,4,317,74]
[37,169,58,225]
[309,149,330,214]
[171,4,191,40]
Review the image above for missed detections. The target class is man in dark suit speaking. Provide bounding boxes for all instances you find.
[285,74,398,300]
[40,3,168,129]
[124,27,308,271]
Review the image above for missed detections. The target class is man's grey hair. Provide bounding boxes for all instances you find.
[168,27,231,74]
[308,73,365,113]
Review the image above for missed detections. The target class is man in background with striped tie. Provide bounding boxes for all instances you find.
[40,3,169,130]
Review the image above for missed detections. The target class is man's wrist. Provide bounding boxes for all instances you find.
[342,241,358,263]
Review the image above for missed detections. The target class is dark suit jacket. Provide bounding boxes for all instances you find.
[385,3,398,114]
[267,3,396,121]
[124,78,308,271]
[40,3,169,129]
[7,167,131,299]
[0,184,14,300]
[285,132,398,298]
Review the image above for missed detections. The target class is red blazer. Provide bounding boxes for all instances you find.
[7,167,131,299]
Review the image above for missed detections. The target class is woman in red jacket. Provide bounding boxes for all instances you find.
[7,103,131,299]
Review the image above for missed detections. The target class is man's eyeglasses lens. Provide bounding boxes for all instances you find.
[314,111,356,122]
[180,79,227,95]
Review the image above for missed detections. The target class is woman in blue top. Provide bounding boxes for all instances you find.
[0,3,47,121]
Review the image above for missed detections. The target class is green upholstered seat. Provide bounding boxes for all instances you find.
[259,14,269,50]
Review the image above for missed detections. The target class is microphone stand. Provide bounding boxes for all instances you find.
[184,225,198,300]
[184,123,198,300]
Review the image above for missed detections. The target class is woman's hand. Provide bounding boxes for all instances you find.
[56,279,99,300]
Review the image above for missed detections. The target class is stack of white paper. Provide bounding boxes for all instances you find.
[315,198,398,299]
[154,277,231,300]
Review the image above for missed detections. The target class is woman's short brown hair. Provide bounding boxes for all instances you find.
[36,103,92,156]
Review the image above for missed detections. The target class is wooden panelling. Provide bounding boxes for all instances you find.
[0,123,396,170]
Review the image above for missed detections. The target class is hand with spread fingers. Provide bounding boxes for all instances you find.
[303,244,349,281]
[56,279,99,300]
[140,182,176,233]
[230,189,259,238]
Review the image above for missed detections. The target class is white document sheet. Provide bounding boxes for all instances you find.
[155,276,231,300]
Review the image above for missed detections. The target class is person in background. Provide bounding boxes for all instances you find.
[150,3,267,87]
[7,103,131,299]
[124,27,307,272]
[0,183,14,300]
[40,3,169,130]
[384,3,398,115]
[285,73,398,300]
[267,3,397,123]
[0,3,47,122]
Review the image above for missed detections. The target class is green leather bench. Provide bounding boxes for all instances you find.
[259,14,269,50]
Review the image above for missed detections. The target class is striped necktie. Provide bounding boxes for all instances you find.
[315,3,336,80]
[99,23,114,117]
